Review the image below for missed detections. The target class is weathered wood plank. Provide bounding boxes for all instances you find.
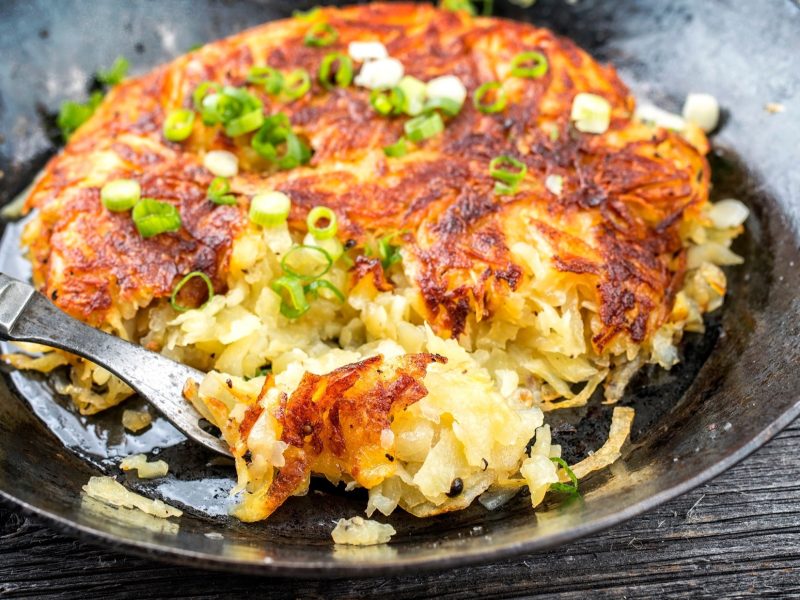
[3,421,800,599]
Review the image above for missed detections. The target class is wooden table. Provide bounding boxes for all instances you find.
[2,420,799,599]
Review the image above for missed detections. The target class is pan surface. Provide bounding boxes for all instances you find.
[0,0,798,576]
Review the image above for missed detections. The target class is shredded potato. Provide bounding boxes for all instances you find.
[120,454,169,479]
[331,517,396,546]
[566,407,636,481]
[82,476,182,518]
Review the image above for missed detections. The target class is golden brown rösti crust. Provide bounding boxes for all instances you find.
[23,3,709,350]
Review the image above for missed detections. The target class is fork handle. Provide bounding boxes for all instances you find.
[0,273,230,456]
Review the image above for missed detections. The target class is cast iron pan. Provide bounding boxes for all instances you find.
[0,0,798,577]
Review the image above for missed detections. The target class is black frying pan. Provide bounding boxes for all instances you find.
[0,0,798,577]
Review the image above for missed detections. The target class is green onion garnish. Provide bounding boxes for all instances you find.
[473,81,507,114]
[383,138,408,157]
[423,96,463,117]
[96,56,130,86]
[131,198,182,238]
[440,0,477,15]
[249,191,291,227]
[283,69,311,100]
[100,179,141,212]
[370,89,394,116]
[293,6,321,20]
[378,234,403,269]
[163,109,195,142]
[549,457,580,496]
[510,51,548,79]
[319,52,353,90]
[304,22,338,47]
[207,177,236,206]
[170,271,214,313]
[305,279,345,302]
[224,108,265,138]
[489,154,527,195]
[270,275,310,319]
[397,76,427,116]
[251,113,311,170]
[306,206,338,240]
[281,244,333,281]
[404,112,444,142]
[192,81,222,112]
[247,66,284,95]
[57,91,104,140]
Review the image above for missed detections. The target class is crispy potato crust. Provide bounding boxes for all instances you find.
[24,3,709,349]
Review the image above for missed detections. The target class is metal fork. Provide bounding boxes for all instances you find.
[0,273,231,456]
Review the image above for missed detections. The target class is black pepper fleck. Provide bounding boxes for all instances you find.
[385,453,394,462]
[225,378,233,389]
[344,239,357,250]
[446,477,464,498]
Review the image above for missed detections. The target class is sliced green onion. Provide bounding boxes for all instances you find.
[570,92,611,134]
[370,87,405,116]
[370,89,394,116]
[489,154,527,195]
[247,66,284,95]
[397,76,427,116]
[280,245,332,281]
[100,179,141,212]
[57,91,104,140]
[249,191,291,227]
[378,234,403,269]
[224,109,265,137]
[304,22,338,47]
[404,112,444,143]
[96,56,130,86]
[132,198,182,238]
[383,138,408,157]
[203,150,239,177]
[305,279,345,302]
[423,96,462,117]
[163,108,195,142]
[170,271,214,313]
[473,81,507,114]
[252,114,311,170]
[283,69,311,100]
[306,206,338,240]
[192,81,222,112]
[319,52,353,90]
[549,457,580,495]
[510,51,548,79]
[207,177,236,205]
[293,6,321,20]
[440,0,477,15]
[270,275,310,319]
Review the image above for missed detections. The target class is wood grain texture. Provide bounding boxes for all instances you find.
[3,422,800,599]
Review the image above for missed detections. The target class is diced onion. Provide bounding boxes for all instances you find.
[545,174,563,196]
[203,150,239,177]
[570,92,611,134]
[354,57,405,90]
[425,75,467,107]
[348,41,388,61]
[707,198,749,229]
[682,93,720,133]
